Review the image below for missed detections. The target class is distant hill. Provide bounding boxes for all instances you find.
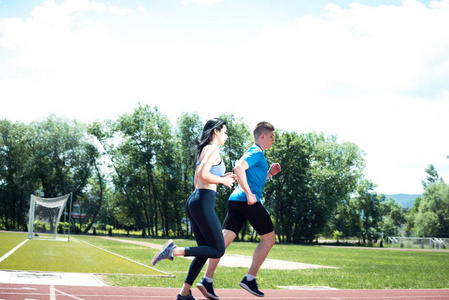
[385,194,422,208]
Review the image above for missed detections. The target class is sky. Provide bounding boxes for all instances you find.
[1,0,449,195]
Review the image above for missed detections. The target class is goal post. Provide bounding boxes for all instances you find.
[28,193,72,241]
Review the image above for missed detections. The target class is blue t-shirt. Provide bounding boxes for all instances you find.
[229,144,268,202]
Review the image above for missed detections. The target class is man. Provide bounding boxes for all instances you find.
[196,121,281,299]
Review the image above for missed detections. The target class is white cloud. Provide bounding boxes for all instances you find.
[108,5,132,16]
[182,0,224,5]
[1,0,110,73]
[248,0,449,97]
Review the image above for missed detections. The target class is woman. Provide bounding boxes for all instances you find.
[151,118,235,300]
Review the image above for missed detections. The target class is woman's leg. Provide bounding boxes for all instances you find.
[183,189,225,285]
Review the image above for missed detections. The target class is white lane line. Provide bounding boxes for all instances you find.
[0,239,28,263]
[0,287,37,290]
[49,285,56,300]
[54,288,86,300]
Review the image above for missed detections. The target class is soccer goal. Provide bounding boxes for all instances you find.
[28,193,72,241]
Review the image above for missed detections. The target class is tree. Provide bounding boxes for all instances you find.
[0,119,35,230]
[28,115,97,199]
[406,165,449,237]
[79,159,107,234]
[27,115,98,233]
[379,198,405,238]
[309,133,365,242]
[422,164,439,188]
[90,105,181,236]
[331,198,362,239]
[264,131,312,243]
[88,120,144,230]
[413,180,449,237]
[353,180,382,244]
[117,105,175,236]
[404,196,422,236]
[265,131,365,243]
[174,112,202,235]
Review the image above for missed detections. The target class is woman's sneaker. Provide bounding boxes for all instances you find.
[239,276,264,297]
[176,291,196,300]
[151,239,177,266]
[196,278,219,300]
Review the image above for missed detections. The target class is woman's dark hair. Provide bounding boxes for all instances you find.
[196,118,227,158]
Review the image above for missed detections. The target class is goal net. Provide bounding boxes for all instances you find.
[28,193,72,241]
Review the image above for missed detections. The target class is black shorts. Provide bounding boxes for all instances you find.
[222,201,274,236]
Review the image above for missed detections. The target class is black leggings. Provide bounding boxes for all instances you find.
[184,189,225,285]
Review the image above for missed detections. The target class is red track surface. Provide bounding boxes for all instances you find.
[1,283,449,300]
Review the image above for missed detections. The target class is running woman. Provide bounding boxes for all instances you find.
[151,118,236,300]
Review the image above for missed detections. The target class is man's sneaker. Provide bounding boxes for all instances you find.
[196,278,219,300]
[151,239,177,266]
[176,291,196,300]
[239,276,264,297]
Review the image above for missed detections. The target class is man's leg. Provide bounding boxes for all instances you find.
[248,230,275,277]
[238,231,275,297]
[204,229,236,278]
[197,230,237,299]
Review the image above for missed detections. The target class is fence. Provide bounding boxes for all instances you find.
[387,237,449,250]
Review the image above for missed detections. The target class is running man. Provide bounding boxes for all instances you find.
[197,121,281,299]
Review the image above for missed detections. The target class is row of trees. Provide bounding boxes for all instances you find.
[1,104,448,243]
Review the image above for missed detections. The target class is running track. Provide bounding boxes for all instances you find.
[1,284,449,300]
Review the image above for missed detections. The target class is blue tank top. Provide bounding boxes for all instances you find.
[210,158,225,177]
[197,157,226,177]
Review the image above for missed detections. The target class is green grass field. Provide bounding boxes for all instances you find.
[0,232,165,276]
[1,232,448,289]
